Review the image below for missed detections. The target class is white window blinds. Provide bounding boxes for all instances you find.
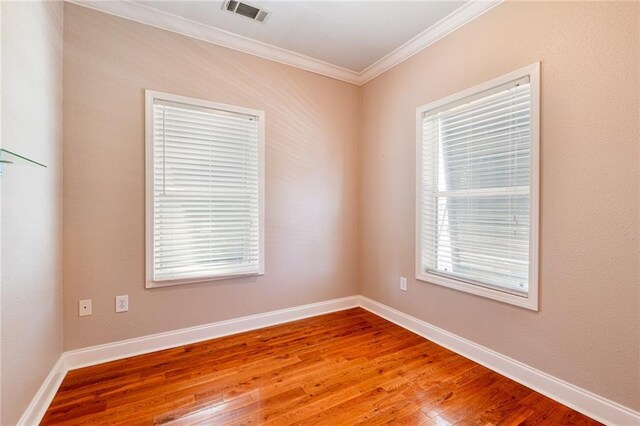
[146,92,264,287]
[418,68,538,304]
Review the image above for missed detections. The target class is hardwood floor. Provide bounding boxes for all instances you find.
[42,308,600,425]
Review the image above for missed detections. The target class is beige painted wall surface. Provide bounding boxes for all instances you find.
[63,4,360,350]
[360,1,640,410]
[1,1,64,424]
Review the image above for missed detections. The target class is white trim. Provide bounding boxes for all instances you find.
[144,90,266,288]
[18,296,360,425]
[18,296,360,426]
[415,62,541,311]
[19,295,640,426]
[359,296,640,426]
[16,356,67,426]
[64,0,502,86]
[65,0,361,85]
[64,296,359,369]
[528,62,541,311]
[358,0,502,84]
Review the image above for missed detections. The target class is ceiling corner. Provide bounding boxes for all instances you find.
[64,0,503,86]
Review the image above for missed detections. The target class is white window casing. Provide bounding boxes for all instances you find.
[145,90,265,288]
[416,63,540,310]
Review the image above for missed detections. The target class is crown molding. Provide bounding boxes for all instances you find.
[358,0,502,84]
[65,0,362,84]
[65,0,502,86]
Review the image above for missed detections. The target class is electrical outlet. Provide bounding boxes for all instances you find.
[115,295,129,313]
[79,299,92,316]
[400,277,407,291]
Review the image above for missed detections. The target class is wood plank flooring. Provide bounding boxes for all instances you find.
[42,308,600,425]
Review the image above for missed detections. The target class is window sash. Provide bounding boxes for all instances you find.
[416,63,540,310]
[146,91,265,288]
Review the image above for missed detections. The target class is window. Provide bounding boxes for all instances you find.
[416,63,540,310]
[145,91,264,288]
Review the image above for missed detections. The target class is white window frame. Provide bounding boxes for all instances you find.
[415,63,540,310]
[145,90,265,288]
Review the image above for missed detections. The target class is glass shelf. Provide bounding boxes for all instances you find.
[0,148,47,168]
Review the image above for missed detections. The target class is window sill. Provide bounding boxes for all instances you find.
[416,272,538,311]
[146,270,264,289]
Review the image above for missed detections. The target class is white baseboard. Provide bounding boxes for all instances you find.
[18,295,359,425]
[359,296,640,426]
[17,356,67,426]
[63,296,360,370]
[19,294,639,426]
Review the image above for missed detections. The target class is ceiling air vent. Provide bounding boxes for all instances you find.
[223,0,269,23]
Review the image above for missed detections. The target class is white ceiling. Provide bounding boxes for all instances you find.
[72,0,499,84]
[135,1,468,73]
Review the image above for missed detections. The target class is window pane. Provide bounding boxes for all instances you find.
[150,97,262,283]
[421,81,532,296]
[429,195,529,293]
[437,86,530,192]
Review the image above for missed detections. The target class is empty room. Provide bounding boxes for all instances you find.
[1,0,638,424]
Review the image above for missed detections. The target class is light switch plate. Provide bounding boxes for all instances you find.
[400,277,407,291]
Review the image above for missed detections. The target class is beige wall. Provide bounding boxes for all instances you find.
[62,0,639,414]
[63,4,360,350]
[360,1,639,410]
[1,1,64,424]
